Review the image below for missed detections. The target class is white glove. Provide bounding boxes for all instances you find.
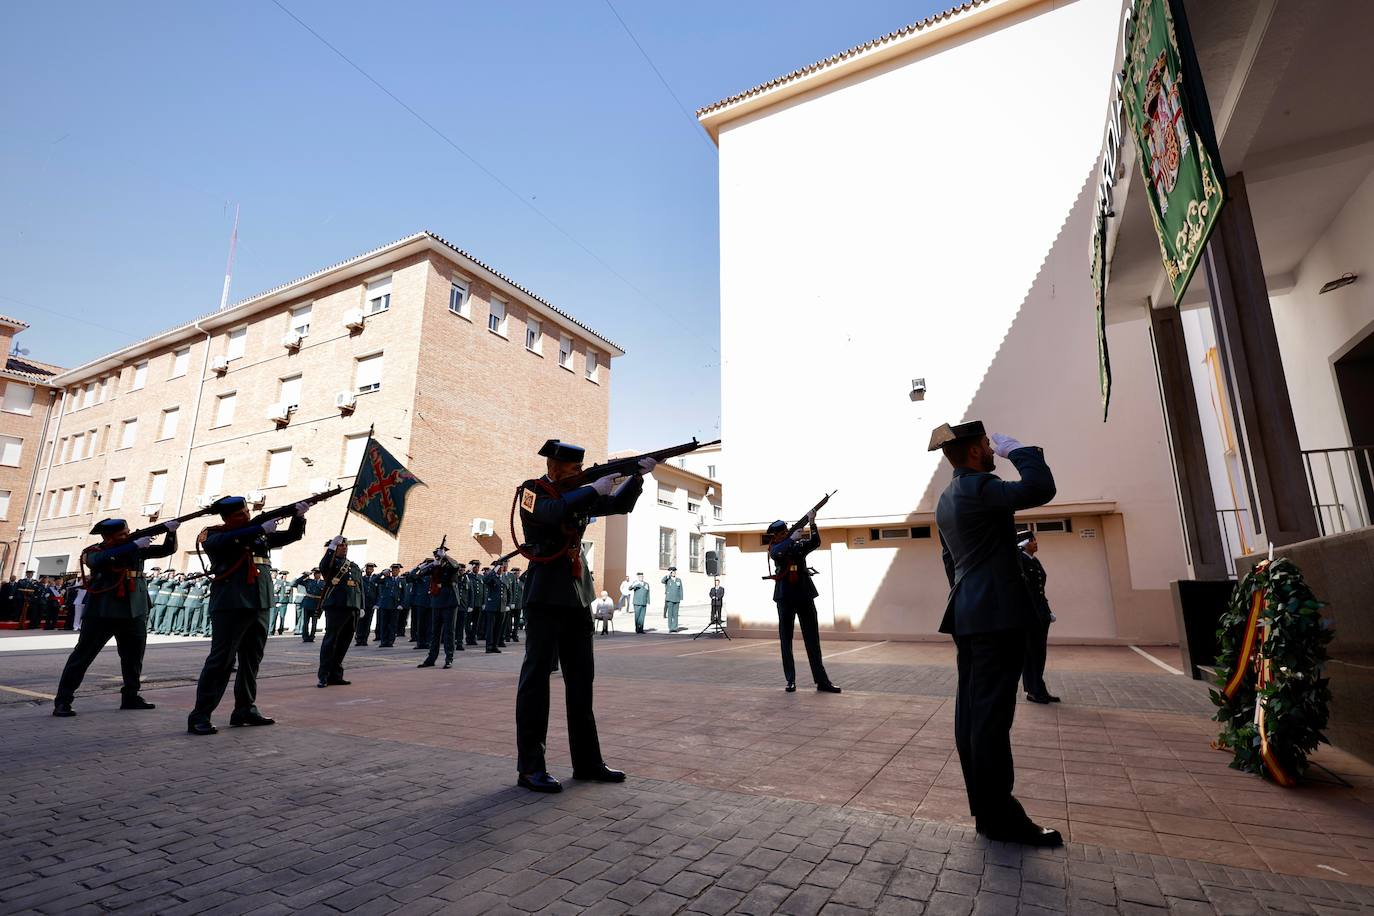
[638,457,658,475]
[261,519,280,534]
[134,537,153,549]
[434,547,448,558]
[163,519,181,532]
[990,433,1025,458]
[590,475,617,497]
[327,535,347,550]
[294,501,312,516]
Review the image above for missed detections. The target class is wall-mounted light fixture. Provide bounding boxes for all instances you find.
[1319,273,1357,295]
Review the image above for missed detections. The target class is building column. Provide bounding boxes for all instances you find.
[1202,172,1320,548]
[1147,304,1229,578]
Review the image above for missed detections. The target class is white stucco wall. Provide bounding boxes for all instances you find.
[712,0,1188,639]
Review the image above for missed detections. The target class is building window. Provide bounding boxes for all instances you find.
[59,488,74,517]
[97,377,110,403]
[657,485,674,508]
[355,353,383,394]
[74,485,88,515]
[687,499,701,514]
[0,489,10,520]
[290,303,312,337]
[278,375,302,411]
[147,470,168,505]
[119,418,138,449]
[266,447,292,488]
[45,490,59,519]
[2,381,34,415]
[558,334,573,370]
[131,361,148,390]
[70,433,84,461]
[202,460,226,497]
[714,537,726,574]
[107,478,125,510]
[707,464,716,478]
[1032,518,1073,534]
[82,382,96,409]
[85,430,96,459]
[585,349,599,382]
[98,424,111,455]
[449,277,470,318]
[713,505,723,521]
[365,275,392,315]
[344,433,369,477]
[170,347,191,378]
[158,407,180,441]
[213,392,236,428]
[689,533,703,573]
[658,527,676,570]
[225,328,247,361]
[488,298,507,336]
[0,434,22,467]
[525,317,542,354]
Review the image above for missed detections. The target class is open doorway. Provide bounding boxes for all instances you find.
[1334,324,1374,526]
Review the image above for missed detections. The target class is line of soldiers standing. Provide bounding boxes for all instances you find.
[142,570,212,636]
[0,573,77,629]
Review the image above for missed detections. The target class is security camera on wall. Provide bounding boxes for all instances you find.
[909,378,927,402]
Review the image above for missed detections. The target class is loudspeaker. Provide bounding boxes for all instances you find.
[704,551,719,576]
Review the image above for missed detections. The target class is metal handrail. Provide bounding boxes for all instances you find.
[1301,446,1374,535]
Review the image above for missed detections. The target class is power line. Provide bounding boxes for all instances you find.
[0,293,141,341]
[602,0,717,153]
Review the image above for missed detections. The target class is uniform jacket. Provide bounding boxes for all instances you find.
[292,575,325,614]
[186,578,210,610]
[510,574,525,610]
[272,578,293,607]
[501,571,518,608]
[319,550,364,610]
[377,574,405,609]
[519,474,644,609]
[408,569,432,610]
[164,581,187,610]
[462,571,484,609]
[709,586,725,610]
[661,575,683,603]
[769,528,821,604]
[1019,551,1052,626]
[81,532,178,620]
[935,446,1056,636]
[629,579,650,608]
[414,555,460,610]
[482,569,507,612]
[361,573,382,608]
[205,515,307,613]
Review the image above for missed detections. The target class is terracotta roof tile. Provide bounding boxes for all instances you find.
[696,0,992,118]
[4,354,62,383]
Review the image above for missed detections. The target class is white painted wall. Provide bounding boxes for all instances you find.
[713,0,1188,638]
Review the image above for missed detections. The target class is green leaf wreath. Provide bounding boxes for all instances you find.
[1210,557,1333,783]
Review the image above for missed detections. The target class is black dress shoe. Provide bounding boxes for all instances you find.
[486,648,501,654]
[455,644,465,651]
[517,772,563,793]
[53,701,76,717]
[1026,693,1051,704]
[442,661,452,669]
[785,682,796,693]
[187,721,218,736]
[120,696,156,710]
[414,645,428,651]
[417,660,435,668]
[229,710,275,727]
[317,680,328,688]
[1046,693,1062,703]
[984,822,1063,847]
[817,683,842,693]
[572,766,626,783]
[327,678,351,686]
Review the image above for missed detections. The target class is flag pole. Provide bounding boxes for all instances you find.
[337,423,376,539]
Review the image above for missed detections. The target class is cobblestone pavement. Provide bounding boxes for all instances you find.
[3,636,1374,913]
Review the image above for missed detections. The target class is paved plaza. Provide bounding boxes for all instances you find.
[3,631,1374,913]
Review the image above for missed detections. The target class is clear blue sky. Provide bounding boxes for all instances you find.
[0,0,947,451]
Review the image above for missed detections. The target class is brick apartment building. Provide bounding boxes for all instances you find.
[0,316,63,576]
[14,232,623,581]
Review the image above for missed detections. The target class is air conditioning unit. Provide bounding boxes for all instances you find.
[247,490,266,507]
[266,402,291,423]
[281,331,303,350]
[335,391,357,411]
[309,477,333,495]
[471,518,496,538]
[342,309,365,330]
[194,494,215,508]
[211,356,229,374]
[141,503,161,518]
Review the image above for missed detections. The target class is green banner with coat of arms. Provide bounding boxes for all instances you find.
[1122,0,1225,302]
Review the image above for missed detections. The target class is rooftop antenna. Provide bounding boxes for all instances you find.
[218,203,240,311]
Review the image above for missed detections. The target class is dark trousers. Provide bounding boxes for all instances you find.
[483,608,501,650]
[954,629,1027,830]
[777,597,830,686]
[465,607,480,644]
[1022,619,1050,697]
[190,607,269,724]
[411,607,430,645]
[515,602,603,775]
[354,607,374,645]
[394,607,407,638]
[379,606,401,645]
[301,608,319,641]
[318,608,358,682]
[55,617,147,703]
[425,606,458,662]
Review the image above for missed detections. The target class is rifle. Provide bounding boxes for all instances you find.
[551,438,721,493]
[122,505,220,543]
[762,491,836,581]
[248,485,346,526]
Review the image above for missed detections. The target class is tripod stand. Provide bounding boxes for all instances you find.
[693,608,730,640]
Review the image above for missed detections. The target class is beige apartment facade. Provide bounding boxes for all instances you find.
[16,232,622,581]
[0,316,63,576]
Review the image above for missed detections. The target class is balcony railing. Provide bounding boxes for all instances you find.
[1302,445,1374,536]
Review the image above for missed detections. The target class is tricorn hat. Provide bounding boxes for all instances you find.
[927,420,986,452]
[766,520,788,536]
[390,562,403,569]
[364,562,377,568]
[211,495,248,516]
[1017,528,1035,547]
[90,518,128,536]
[538,439,586,463]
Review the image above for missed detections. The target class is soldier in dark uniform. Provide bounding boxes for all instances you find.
[293,569,324,642]
[52,517,179,716]
[317,537,363,688]
[767,516,841,694]
[187,496,309,736]
[416,548,463,668]
[1017,530,1060,704]
[376,563,405,647]
[931,420,1061,847]
[0,575,15,621]
[482,562,508,653]
[354,562,380,646]
[506,566,525,643]
[461,560,483,645]
[514,439,654,793]
[408,563,432,651]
